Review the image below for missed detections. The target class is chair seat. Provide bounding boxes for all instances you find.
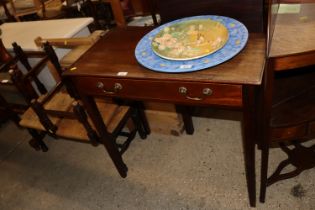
[19,92,74,130]
[56,100,130,141]
[10,0,38,16]
[20,95,130,141]
[13,0,36,9]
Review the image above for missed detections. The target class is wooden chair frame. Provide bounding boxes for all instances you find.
[11,41,148,158]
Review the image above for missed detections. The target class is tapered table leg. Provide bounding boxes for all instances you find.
[242,85,257,207]
[176,105,194,135]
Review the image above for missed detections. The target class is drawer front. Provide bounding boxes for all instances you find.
[73,77,242,107]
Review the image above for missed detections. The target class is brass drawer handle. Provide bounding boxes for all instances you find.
[179,86,212,101]
[96,82,122,94]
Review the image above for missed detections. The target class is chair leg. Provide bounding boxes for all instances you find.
[27,129,48,152]
[31,99,57,134]
[132,107,148,139]
[72,101,99,146]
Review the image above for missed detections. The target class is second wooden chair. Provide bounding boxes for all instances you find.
[12,42,146,159]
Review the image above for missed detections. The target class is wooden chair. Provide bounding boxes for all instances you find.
[0,0,15,21]
[259,1,315,202]
[12,41,146,157]
[8,0,64,21]
[0,41,49,151]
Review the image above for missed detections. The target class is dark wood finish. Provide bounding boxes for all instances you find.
[156,0,265,32]
[260,4,315,202]
[267,142,315,186]
[242,85,257,207]
[12,42,47,94]
[272,50,315,71]
[73,76,243,107]
[64,2,270,206]
[64,24,266,206]
[175,105,194,135]
[67,28,265,85]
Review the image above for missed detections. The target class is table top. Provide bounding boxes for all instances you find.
[269,3,315,57]
[65,27,266,85]
[0,18,93,51]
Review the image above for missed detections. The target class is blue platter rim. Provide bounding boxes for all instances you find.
[135,15,249,73]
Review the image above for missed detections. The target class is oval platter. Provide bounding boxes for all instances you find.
[152,18,229,60]
[135,15,249,73]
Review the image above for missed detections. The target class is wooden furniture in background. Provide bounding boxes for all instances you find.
[156,0,264,32]
[104,0,157,26]
[8,0,64,21]
[260,2,315,203]
[64,15,266,208]
[0,18,93,52]
[0,0,15,21]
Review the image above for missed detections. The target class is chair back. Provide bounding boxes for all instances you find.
[156,0,265,32]
[0,42,47,115]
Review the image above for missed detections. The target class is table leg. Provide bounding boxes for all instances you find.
[176,105,194,135]
[79,94,128,177]
[242,85,257,207]
[135,101,151,136]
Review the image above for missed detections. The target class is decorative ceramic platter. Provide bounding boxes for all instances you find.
[135,15,249,73]
[151,19,229,60]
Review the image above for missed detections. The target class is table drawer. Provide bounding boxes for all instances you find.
[73,77,242,107]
